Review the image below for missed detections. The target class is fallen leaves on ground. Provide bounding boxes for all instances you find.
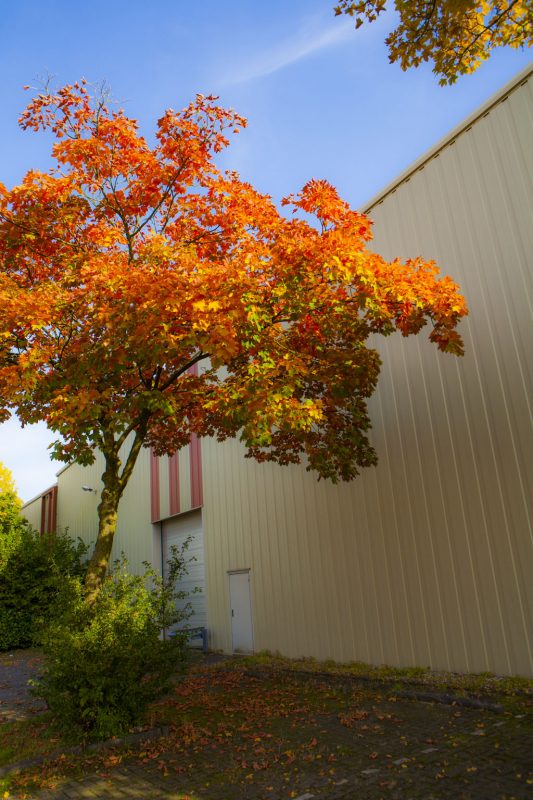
[5,665,387,795]
[4,662,531,799]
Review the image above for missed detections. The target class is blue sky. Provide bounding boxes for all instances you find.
[1,0,531,501]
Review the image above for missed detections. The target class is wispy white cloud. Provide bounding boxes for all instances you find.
[221,16,355,85]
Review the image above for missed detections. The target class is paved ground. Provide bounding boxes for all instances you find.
[30,712,533,800]
[0,650,46,725]
[4,662,532,800]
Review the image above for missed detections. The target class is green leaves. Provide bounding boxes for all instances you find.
[31,542,197,741]
[0,506,89,652]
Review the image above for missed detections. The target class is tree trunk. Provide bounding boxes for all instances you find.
[83,423,148,603]
[84,477,121,604]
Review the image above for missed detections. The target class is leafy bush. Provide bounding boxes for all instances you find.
[0,490,26,567]
[0,492,89,651]
[31,545,196,742]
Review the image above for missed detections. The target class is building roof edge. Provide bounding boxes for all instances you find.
[359,60,533,214]
[55,462,73,478]
[21,483,57,509]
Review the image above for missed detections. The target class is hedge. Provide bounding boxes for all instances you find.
[0,491,89,651]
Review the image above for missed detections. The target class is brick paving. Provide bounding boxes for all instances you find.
[6,667,532,800]
[0,650,46,725]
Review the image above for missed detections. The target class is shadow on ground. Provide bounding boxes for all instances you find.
[2,654,532,800]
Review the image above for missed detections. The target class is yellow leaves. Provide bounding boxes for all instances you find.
[335,0,531,84]
[193,299,223,313]
[0,462,20,499]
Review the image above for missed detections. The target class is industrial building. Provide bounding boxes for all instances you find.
[23,63,533,677]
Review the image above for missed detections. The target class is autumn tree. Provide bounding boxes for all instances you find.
[335,0,532,84]
[0,461,20,500]
[0,79,467,601]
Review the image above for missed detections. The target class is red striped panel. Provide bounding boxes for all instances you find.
[149,448,160,522]
[190,433,203,508]
[40,493,46,536]
[50,485,58,533]
[168,453,180,516]
[40,485,58,535]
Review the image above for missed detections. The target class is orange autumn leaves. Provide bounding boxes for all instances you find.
[0,80,467,485]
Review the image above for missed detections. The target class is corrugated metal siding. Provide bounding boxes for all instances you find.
[55,438,201,578]
[56,443,153,576]
[162,510,206,630]
[169,454,180,516]
[159,454,171,522]
[179,444,192,515]
[20,495,43,532]
[201,70,533,676]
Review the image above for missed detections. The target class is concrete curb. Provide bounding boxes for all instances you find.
[0,724,170,778]
[222,667,362,694]
[221,666,507,713]
[391,690,505,713]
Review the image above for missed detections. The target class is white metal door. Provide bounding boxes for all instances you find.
[229,571,254,653]
[162,510,206,635]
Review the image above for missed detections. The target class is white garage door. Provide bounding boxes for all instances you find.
[162,510,206,635]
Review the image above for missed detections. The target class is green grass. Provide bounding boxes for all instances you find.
[228,650,533,702]
[0,711,82,768]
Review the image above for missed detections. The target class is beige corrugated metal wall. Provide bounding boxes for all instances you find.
[54,439,197,577]
[55,443,153,576]
[20,495,43,531]
[201,64,533,677]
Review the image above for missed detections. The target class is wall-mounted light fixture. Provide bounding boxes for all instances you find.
[82,486,98,495]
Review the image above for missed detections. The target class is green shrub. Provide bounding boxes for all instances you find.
[31,546,196,742]
[0,490,26,567]
[0,492,89,651]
